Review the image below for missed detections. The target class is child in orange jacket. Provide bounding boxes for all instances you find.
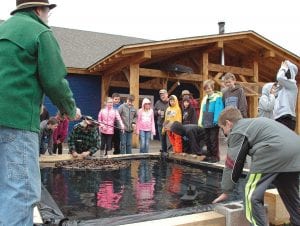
[163,95,182,153]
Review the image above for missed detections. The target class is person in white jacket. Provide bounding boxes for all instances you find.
[258,82,277,119]
[273,60,298,130]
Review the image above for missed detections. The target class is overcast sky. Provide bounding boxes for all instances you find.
[1,0,299,56]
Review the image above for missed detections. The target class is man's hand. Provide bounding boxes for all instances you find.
[71,151,79,158]
[66,108,82,121]
[75,108,82,120]
[212,193,229,204]
[81,151,91,158]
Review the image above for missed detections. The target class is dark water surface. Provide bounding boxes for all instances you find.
[41,159,244,221]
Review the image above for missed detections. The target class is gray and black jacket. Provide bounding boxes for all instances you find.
[221,117,300,193]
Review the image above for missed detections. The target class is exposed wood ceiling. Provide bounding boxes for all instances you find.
[87,31,300,85]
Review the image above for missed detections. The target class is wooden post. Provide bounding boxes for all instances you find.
[129,63,140,148]
[249,60,259,118]
[101,73,111,107]
[201,53,209,99]
[247,61,259,118]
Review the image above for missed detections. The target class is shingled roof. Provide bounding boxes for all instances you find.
[52,26,152,68]
[0,19,152,68]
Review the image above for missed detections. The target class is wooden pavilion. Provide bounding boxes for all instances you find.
[69,30,300,132]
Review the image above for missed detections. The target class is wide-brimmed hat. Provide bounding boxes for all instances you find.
[159,89,167,94]
[181,90,191,96]
[11,0,56,15]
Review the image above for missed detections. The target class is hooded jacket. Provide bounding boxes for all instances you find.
[165,95,182,123]
[98,105,124,134]
[136,98,156,135]
[118,102,137,132]
[223,84,248,118]
[53,117,69,144]
[181,97,198,125]
[258,83,276,118]
[0,12,77,132]
[199,91,224,127]
[221,117,300,193]
[274,60,298,119]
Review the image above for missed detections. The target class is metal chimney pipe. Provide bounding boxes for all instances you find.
[218,21,225,34]
[218,22,225,65]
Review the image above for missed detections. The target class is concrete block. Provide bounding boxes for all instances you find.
[264,189,290,225]
[215,201,268,226]
[122,211,225,226]
[214,202,249,226]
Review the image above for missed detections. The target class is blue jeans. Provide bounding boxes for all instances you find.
[157,124,167,152]
[139,130,151,153]
[120,131,133,154]
[0,126,40,226]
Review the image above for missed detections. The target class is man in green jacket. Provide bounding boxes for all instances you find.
[0,1,81,225]
[213,107,300,226]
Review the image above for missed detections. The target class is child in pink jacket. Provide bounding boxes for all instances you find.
[136,98,156,153]
[98,97,124,155]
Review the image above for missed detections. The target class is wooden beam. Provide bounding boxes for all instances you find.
[260,50,275,58]
[101,74,111,107]
[121,34,249,54]
[253,60,259,82]
[129,64,139,148]
[208,63,254,76]
[168,81,180,94]
[110,80,162,90]
[139,68,203,82]
[67,67,102,75]
[99,50,151,74]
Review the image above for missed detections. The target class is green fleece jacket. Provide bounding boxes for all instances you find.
[0,11,76,132]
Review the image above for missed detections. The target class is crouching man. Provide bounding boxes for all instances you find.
[68,116,99,159]
[164,121,206,156]
[40,117,58,155]
[213,107,300,226]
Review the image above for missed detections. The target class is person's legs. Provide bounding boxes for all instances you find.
[204,128,213,157]
[120,132,126,154]
[100,133,106,154]
[244,173,277,226]
[173,133,182,153]
[158,124,167,152]
[126,132,133,154]
[57,142,63,155]
[40,141,47,155]
[52,143,58,154]
[0,126,41,226]
[209,127,220,161]
[106,134,113,154]
[273,172,300,225]
[112,128,120,154]
[144,131,151,153]
[139,130,146,153]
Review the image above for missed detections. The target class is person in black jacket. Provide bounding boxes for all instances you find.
[164,121,206,155]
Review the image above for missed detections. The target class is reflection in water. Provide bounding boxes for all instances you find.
[41,159,244,221]
[135,159,155,212]
[97,181,124,210]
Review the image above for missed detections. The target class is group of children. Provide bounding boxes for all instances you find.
[38,71,247,162]
[161,72,248,163]
[39,60,298,163]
